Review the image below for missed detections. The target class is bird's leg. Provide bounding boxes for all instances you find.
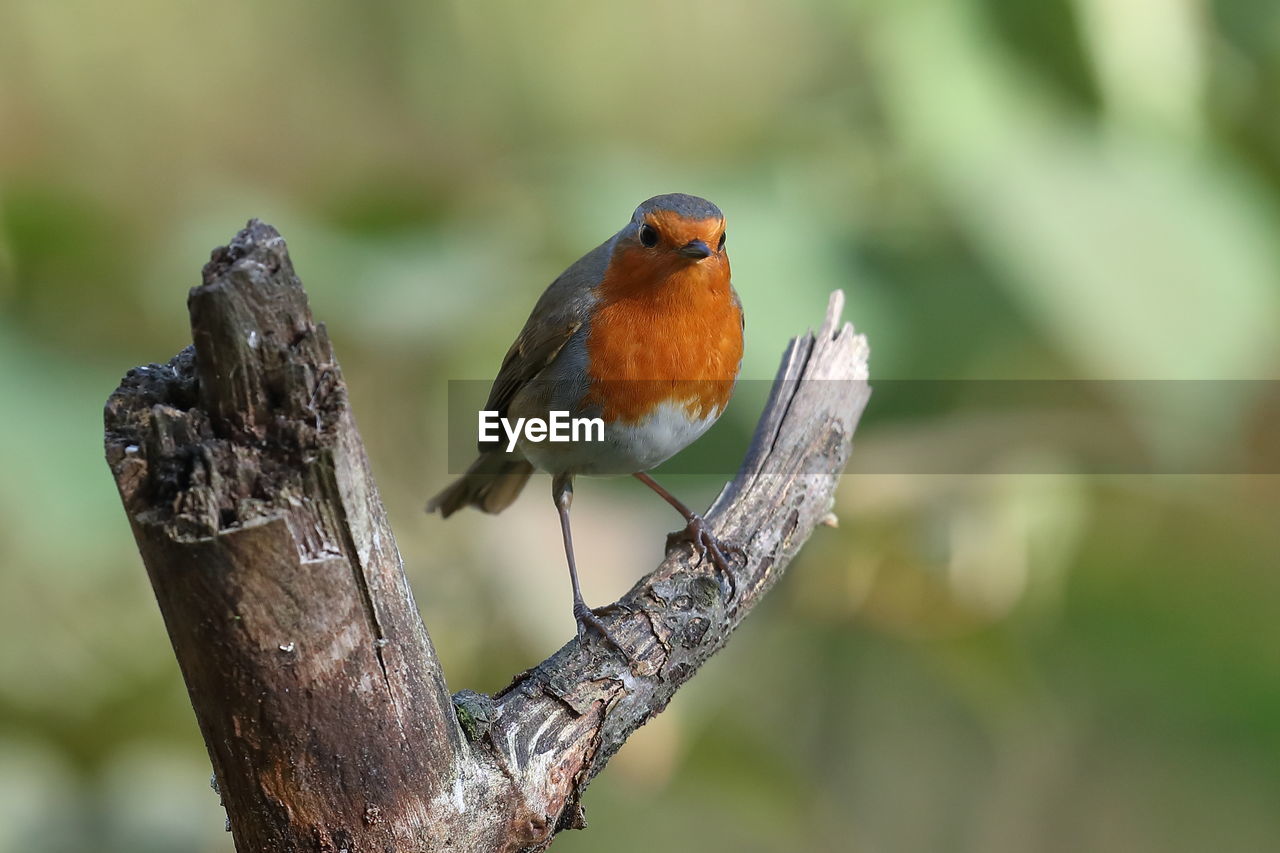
[553,473,632,659]
[632,472,741,600]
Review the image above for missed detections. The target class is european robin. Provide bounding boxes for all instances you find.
[427,193,743,654]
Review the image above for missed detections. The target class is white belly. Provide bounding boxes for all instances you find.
[518,400,722,476]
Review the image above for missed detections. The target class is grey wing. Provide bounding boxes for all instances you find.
[482,235,612,419]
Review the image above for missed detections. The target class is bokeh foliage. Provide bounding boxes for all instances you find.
[1,1,1278,851]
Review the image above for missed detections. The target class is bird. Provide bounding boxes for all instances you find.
[427,193,743,655]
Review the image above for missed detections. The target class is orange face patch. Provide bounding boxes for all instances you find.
[644,211,724,251]
[586,221,742,425]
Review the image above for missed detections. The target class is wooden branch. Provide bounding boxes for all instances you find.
[104,220,870,852]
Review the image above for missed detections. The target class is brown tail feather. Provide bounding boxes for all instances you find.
[426,453,534,518]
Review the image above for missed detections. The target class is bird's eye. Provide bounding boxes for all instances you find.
[717,231,727,251]
[639,223,659,248]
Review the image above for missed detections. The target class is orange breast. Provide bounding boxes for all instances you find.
[586,247,743,424]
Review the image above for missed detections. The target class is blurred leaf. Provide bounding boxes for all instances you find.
[978,0,1100,112]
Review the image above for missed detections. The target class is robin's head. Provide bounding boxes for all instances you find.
[622,193,727,265]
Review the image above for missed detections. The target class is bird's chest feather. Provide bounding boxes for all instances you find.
[585,254,742,425]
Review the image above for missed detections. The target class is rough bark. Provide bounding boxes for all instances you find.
[104,220,871,851]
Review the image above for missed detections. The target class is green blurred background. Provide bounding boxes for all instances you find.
[2,1,1279,850]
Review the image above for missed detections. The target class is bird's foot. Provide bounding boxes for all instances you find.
[574,600,633,662]
[667,514,741,600]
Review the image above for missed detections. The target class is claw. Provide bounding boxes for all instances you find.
[574,600,633,661]
[667,515,740,600]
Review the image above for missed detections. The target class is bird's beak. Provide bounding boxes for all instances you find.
[678,239,713,260]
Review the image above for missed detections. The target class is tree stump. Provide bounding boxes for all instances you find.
[104,220,871,851]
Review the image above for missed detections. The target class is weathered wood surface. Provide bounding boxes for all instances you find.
[104,220,871,851]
